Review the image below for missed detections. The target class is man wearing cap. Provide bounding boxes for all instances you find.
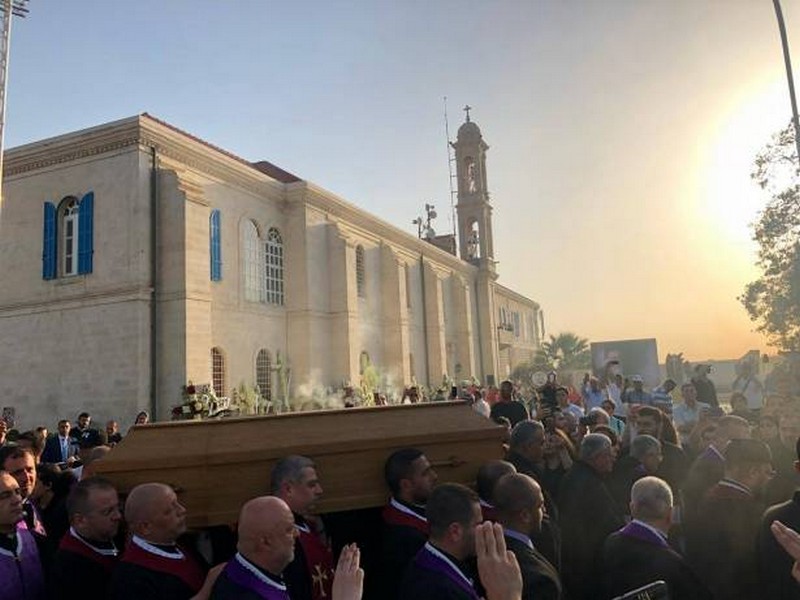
[687,439,774,600]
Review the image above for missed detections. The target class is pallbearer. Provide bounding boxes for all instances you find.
[271,456,335,600]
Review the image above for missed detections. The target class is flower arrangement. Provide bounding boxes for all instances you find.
[171,382,231,420]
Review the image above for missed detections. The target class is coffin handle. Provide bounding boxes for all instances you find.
[430,456,467,468]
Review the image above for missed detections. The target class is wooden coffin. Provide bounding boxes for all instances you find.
[93,401,506,528]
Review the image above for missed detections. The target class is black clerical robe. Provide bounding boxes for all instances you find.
[398,543,479,600]
[602,521,712,600]
[109,537,206,600]
[686,479,762,600]
[210,553,290,600]
[759,491,800,600]
[504,531,562,600]
[51,529,119,600]
[557,460,624,600]
[379,498,429,600]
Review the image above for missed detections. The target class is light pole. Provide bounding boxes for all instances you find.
[773,0,800,163]
[0,0,28,213]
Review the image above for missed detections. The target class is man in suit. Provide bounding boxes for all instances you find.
[759,434,800,599]
[687,439,773,600]
[602,476,711,599]
[494,472,561,600]
[41,420,78,466]
[558,433,624,600]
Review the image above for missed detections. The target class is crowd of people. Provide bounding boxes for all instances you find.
[1,368,800,600]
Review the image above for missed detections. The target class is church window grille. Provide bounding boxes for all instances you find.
[404,264,412,308]
[256,349,272,401]
[211,347,226,397]
[242,220,261,302]
[356,245,366,298]
[62,199,79,276]
[265,228,284,306]
[210,210,222,282]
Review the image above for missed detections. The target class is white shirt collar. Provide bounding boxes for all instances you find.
[235,553,287,590]
[131,535,184,559]
[390,497,427,522]
[424,542,473,587]
[69,527,118,557]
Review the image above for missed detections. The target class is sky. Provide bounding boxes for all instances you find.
[4,0,799,362]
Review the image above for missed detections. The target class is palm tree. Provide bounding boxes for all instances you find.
[534,332,591,371]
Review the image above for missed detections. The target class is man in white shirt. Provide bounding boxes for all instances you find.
[672,383,710,447]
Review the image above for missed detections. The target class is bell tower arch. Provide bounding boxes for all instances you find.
[452,106,495,273]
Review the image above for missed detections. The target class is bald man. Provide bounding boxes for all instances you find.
[211,496,297,600]
[109,483,216,600]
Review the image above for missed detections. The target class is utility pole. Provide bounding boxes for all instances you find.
[773,0,800,163]
[0,0,28,213]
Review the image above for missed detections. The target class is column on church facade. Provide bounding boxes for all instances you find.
[328,224,361,387]
[422,260,448,387]
[284,188,312,387]
[380,245,410,384]
[156,168,213,418]
[476,274,499,385]
[448,273,477,381]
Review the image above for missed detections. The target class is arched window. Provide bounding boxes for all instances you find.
[61,198,80,276]
[242,220,261,302]
[356,245,366,298]
[265,228,284,306]
[255,349,272,401]
[211,347,226,397]
[43,192,94,280]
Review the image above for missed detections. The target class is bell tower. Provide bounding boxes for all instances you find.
[452,106,495,274]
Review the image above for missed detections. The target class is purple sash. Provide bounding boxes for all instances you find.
[619,521,669,549]
[415,543,480,600]
[223,554,290,600]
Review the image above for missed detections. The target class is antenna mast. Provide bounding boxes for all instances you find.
[443,96,457,240]
[0,0,28,214]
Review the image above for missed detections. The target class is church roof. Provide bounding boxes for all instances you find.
[457,119,482,140]
[141,113,302,183]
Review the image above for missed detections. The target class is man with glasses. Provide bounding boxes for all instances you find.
[52,477,122,600]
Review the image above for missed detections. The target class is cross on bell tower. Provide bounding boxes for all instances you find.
[451,107,495,273]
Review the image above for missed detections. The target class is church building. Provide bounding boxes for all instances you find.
[0,112,542,427]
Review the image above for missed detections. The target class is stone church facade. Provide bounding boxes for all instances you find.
[0,113,542,428]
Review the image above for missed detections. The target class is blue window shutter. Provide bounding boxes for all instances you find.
[42,202,57,280]
[210,209,222,281]
[77,191,94,274]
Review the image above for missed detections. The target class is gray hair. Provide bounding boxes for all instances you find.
[630,435,662,461]
[270,455,316,494]
[630,476,673,521]
[579,433,611,461]
[509,420,544,452]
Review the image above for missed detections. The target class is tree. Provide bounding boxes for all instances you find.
[741,122,800,352]
[533,332,592,372]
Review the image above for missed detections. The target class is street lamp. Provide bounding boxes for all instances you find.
[0,0,29,212]
[773,0,800,163]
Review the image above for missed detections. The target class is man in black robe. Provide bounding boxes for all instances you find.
[686,439,773,600]
[109,482,218,600]
[210,496,296,600]
[759,435,800,599]
[51,477,122,600]
[494,472,561,600]
[271,455,334,600]
[558,433,624,600]
[379,448,438,600]
[683,414,750,520]
[398,483,483,600]
[602,476,711,599]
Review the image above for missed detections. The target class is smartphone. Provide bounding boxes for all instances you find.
[613,580,669,600]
